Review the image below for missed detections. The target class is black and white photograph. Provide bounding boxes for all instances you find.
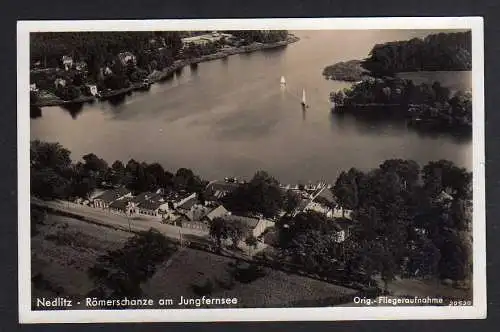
[18,18,486,322]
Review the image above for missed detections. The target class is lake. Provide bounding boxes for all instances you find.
[30,30,472,184]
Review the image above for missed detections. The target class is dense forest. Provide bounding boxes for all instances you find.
[224,30,288,44]
[277,159,472,290]
[362,31,472,75]
[330,77,472,128]
[322,60,370,82]
[30,31,183,79]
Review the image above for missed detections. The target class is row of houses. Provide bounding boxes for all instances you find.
[88,182,280,241]
[88,175,357,243]
[204,179,354,243]
[92,187,196,217]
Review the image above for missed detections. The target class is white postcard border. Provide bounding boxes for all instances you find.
[18,17,486,323]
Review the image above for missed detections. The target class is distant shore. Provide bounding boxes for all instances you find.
[31,35,300,108]
[150,35,299,83]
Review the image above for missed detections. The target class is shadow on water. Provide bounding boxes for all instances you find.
[330,110,472,144]
[158,72,175,84]
[106,94,127,107]
[301,105,307,121]
[261,46,287,56]
[175,67,184,78]
[61,102,84,119]
[30,106,42,119]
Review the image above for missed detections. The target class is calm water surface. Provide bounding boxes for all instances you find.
[30,30,472,183]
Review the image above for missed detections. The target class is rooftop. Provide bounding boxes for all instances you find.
[177,196,198,211]
[204,205,229,221]
[206,180,240,193]
[220,215,260,229]
[109,197,134,210]
[312,186,336,205]
[131,192,162,204]
[94,187,131,203]
[184,204,211,221]
[139,199,164,211]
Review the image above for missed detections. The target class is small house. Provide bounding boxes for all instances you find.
[176,196,198,213]
[131,192,165,217]
[332,219,353,243]
[54,78,67,88]
[61,55,73,71]
[204,180,239,200]
[137,199,164,217]
[85,84,98,96]
[219,215,274,239]
[173,192,197,208]
[118,52,137,66]
[201,205,230,223]
[93,187,132,209]
[109,197,137,215]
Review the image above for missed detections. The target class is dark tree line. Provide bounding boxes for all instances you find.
[362,31,472,75]
[277,159,472,290]
[224,30,288,44]
[331,78,472,128]
[30,140,206,200]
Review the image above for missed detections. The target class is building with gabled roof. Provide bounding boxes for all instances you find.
[219,215,274,239]
[109,197,137,215]
[93,187,132,209]
[202,205,230,222]
[204,180,239,200]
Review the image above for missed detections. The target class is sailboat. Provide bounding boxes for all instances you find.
[280,76,286,86]
[301,89,308,107]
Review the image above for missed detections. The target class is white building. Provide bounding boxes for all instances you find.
[85,84,98,96]
[54,78,67,88]
[62,55,73,71]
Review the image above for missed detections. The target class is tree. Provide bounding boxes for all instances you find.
[30,140,72,173]
[227,219,246,249]
[31,167,72,199]
[284,190,300,214]
[406,235,441,278]
[244,235,258,255]
[209,217,230,250]
[88,229,175,300]
[82,153,108,174]
[423,160,472,199]
[223,171,285,218]
[333,171,359,216]
[379,159,420,189]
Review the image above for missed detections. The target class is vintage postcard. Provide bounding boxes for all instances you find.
[18,17,486,323]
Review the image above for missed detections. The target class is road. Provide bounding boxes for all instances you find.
[31,198,209,243]
[30,198,269,254]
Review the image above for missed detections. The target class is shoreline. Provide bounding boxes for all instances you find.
[31,35,300,109]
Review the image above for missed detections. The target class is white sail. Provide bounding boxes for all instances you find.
[301,89,307,105]
[280,76,286,85]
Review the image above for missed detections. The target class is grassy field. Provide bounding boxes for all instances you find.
[142,248,357,308]
[31,213,133,298]
[32,213,357,308]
